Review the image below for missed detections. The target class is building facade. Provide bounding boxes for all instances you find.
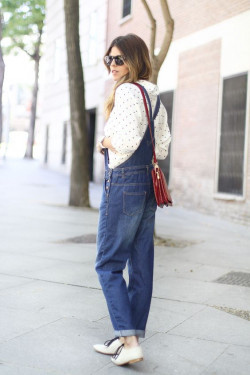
[40,0,250,224]
[40,0,108,179]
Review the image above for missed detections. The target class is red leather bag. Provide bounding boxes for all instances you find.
[133,83,173,208]
[151,164,173,208]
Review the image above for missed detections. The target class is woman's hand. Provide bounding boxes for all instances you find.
[96,136,117,154]
[102,137,117,153]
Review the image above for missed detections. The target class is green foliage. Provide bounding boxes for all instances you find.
[0,0,45,58]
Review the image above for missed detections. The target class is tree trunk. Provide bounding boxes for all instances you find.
[64,0,90,207]
[151,59,160,85]
[0,12,5,143]
[25,52,40,158]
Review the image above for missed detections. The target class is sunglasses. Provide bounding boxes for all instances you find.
[104,55,125,66]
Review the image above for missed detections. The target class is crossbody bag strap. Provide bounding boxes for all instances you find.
[132,82,157,165]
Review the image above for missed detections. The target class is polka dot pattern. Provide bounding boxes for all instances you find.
[104,80,171,168]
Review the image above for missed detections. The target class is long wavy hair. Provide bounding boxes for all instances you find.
[104,34,152,119]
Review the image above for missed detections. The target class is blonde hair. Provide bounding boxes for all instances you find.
[104,34,152,119]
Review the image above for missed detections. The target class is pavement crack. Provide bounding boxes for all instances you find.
[167,332,250,349]
[152,295,206,307]
[165,305,208,334]
[0,272,102,291]
[200,344,230,375]
[90,361,112,374]
[91,315,109,322]
[1,317,64,343]
[0,360,61,375]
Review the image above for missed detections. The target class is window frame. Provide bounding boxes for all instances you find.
[120,0,133,24]
[214,71,249,201]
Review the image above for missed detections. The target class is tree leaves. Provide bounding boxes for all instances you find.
[0,0,45,58]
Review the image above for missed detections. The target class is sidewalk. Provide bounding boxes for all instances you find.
[0,158,250,375]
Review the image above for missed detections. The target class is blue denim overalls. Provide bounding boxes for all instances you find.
[95,85,160,338]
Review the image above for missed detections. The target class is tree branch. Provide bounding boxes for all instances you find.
[157,0,174,64]
[141,0,156,58]
[11,37,34,58]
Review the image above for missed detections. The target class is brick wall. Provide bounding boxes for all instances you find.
[167,0,250,40]
[107,0,250,48]
[171,40,221,205]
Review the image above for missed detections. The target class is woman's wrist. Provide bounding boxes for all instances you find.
[96,135,105,154]
[102,137,108,148]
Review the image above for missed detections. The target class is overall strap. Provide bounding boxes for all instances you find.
[133,82,159,165]
[153,95,161,120]
[141,86,161,121]
[104,148,109,170]
[141,87,153,121]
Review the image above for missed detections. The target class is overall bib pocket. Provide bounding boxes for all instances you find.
[123,191,146,216]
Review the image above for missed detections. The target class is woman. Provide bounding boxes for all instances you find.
[94,34,171,366]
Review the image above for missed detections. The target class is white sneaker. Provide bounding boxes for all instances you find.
[111,344,143,366]
[93,337,122,355]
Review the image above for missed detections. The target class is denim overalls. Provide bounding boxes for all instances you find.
[95,85,160,338]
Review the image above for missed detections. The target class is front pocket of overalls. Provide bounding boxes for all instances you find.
[123,191,146,216]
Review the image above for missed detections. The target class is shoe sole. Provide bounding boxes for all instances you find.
[129,357,143,364]
[113,357,143,366]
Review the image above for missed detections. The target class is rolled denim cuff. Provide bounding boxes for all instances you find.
[114,329,145,338]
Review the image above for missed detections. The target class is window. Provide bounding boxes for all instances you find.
[158,91,174,184]
[86,108,96,181]
[122,0,131,18]
[218,73,248,196]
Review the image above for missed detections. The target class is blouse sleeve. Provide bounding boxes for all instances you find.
[154,102,171,160]
[108,85,144,154]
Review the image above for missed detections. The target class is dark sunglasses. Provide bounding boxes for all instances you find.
[104,55,125,66]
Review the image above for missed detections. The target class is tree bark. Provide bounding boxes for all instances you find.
[64,0,90,207]
[141,0,174,84]
[25,48,40,158]
[0,12,5,143]
[141,0,156,59]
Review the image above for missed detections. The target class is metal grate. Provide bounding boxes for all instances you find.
[218,73,247,195]
[214,271,250,288]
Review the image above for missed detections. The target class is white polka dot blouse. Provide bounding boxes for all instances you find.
[104,79,171,169]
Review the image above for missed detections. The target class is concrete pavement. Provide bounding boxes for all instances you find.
[0,158,250,375]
